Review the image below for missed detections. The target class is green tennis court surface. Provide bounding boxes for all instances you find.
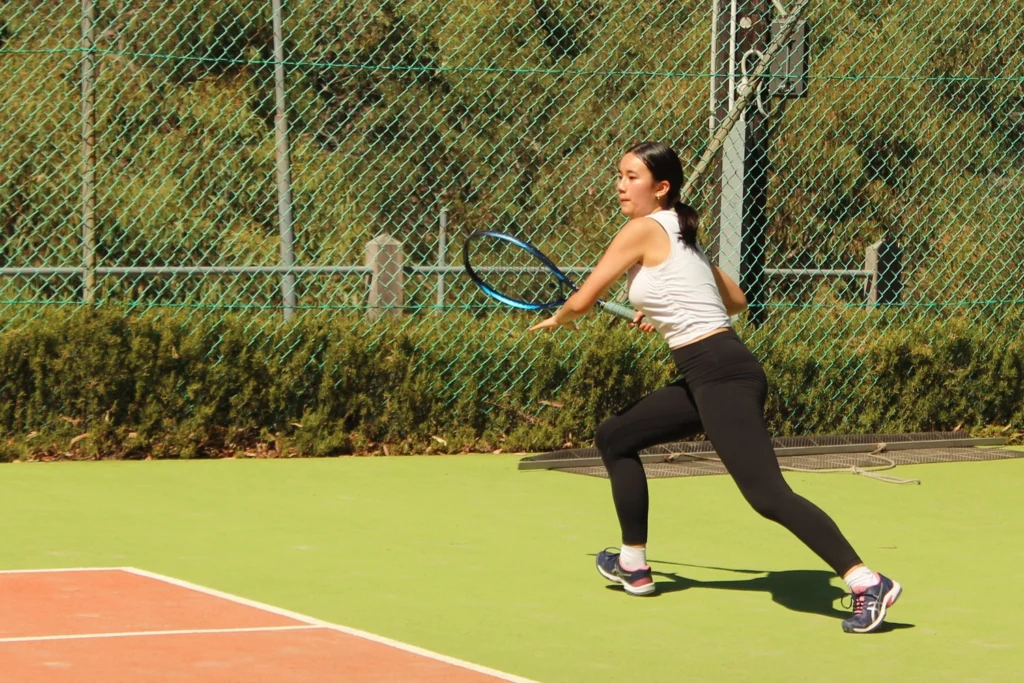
[2,454,1021,682]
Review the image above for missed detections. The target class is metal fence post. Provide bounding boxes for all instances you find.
[709,0,775,328]
[80,0,97,304]
[435,207,448,313]
[272,0,297,321]
[366,234,405,321]
[864,239,903,306]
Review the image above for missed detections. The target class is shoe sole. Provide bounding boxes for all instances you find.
[844,581,902,634]
[596,563,657,596]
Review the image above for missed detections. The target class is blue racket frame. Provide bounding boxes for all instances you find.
[462,231,636,321]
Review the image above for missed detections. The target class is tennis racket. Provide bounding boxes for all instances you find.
[462,230,636,321]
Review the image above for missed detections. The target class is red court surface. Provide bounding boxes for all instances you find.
[0,568,537,683]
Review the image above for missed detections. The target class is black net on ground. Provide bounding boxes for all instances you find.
[519,432,1020,482]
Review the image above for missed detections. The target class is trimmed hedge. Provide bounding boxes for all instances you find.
[0,307,1021,461]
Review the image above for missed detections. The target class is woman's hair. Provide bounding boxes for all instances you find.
[627,141,698,247]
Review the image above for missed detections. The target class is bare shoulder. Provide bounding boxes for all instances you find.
[615,216,664,242]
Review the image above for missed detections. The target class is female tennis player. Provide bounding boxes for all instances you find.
[527,141,901,634]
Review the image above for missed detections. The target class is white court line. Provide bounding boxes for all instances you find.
[0,567,122,575]
[0,567,541,683]
[121,567,541,683]
[0,625,318,644]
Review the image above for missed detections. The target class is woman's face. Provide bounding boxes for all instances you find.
[616,153,669,219]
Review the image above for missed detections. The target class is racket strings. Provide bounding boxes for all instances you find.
[465,235,570,308]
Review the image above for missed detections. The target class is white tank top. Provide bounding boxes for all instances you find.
[626,209,731,349]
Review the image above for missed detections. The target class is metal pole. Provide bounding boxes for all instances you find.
[116,0,127,53]
[80,0,97,304]
[435,207,448,312]
[706,0,806,327]
[737,0,773,328]
[271,0,297,320]
[711,0,746,286]
[684,0,808,200]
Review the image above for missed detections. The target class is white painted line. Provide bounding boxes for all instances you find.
[0,567,122,575]
[120,567,541,683]
[0,625,319,644]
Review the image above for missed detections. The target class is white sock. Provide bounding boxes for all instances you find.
[844,566,879,592]
[619,545,647,570]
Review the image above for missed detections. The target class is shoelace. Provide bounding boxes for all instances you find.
[842,592,869,615]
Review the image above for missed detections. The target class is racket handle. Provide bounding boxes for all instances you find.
[599,301,638,321]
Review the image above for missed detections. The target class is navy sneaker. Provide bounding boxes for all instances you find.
[595,548,656,596]
[841,574,902,633]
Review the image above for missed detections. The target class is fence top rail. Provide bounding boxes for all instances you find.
[0,266,873,278]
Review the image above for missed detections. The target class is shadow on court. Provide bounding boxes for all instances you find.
[602,559,915,631]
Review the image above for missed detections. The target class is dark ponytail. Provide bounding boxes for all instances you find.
[627,141,699,248]
[673,201,699,248]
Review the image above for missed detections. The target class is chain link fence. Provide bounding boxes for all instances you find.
[2,1,1022,432]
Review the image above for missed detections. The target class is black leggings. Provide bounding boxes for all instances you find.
[594,329,861,576]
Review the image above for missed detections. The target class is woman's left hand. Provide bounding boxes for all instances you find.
[630,311,657,333]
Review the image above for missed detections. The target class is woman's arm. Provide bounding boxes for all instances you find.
[712,264,748,316]
[528,219,659,331]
